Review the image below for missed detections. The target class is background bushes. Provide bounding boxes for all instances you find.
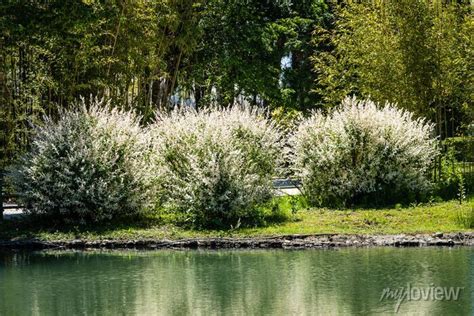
[150,106,283,228]
[288,97,439,207]
[442,137,474,162]
[10,99,153,223]
[436,138,474,200]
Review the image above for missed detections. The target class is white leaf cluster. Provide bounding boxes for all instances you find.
[288,96,439,206]
[11,98,153,223]
[150,105,282,227]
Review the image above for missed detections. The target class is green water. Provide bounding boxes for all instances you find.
[0,248,472,315]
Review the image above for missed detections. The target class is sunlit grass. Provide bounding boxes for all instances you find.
[1,195,472,242]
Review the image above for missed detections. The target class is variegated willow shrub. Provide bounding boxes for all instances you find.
[288,97,439,207]
[10,99,153,223]
[150,106,283,228]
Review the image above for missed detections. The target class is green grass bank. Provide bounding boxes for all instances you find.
[1,196,472,242]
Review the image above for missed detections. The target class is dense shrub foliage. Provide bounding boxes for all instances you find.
[436,143,474,200]
[10,99,152,223]
[442,137,474,162]
[288,97,439,206]
[150,106,282,228]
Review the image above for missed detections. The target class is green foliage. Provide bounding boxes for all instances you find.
[436,143,474,199]
[9,98,153,224]
[271,106,303,132]
[442,137,474,162]
[183,0,331,110]
[312,0,473,136]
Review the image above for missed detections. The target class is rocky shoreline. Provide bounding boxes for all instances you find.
[0,232,473,251]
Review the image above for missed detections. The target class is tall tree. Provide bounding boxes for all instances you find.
[312,0,473,137]
[180,0,331,110]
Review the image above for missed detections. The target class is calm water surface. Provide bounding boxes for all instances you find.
[0,247,473,315]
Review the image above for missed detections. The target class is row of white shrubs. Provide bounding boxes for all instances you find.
[10,97,438,226]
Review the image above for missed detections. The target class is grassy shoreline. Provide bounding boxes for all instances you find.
[1,196,473,242]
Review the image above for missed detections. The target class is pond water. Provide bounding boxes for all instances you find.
[0,247,472,315]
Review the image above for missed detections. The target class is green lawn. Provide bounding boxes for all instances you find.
[1,196,473,242]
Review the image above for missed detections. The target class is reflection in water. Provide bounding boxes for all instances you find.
[0,248,472,315]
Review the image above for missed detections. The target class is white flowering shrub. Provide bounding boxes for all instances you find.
[150,106,282,228]
[288,97,439,206]
[10,98,153,223]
